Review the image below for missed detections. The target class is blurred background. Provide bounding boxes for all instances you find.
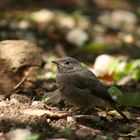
[0,0,140,101]
[0,0,139,97]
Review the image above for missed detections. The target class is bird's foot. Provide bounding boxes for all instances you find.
[68,107,82,115]
[75,114,101,122]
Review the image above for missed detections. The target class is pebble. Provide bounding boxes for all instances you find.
[66,28,88,46]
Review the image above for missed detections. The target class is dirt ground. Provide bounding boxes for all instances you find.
[0,90,139,140]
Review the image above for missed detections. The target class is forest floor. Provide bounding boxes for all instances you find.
[0,91,140,140]
[0,0,140,139]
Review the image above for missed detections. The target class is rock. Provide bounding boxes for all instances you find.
[0,59,17,95]
[31,101,40,106]
[67,116,75,123]
[98,10,137,31]
[56,15,75,29]
[10,98,20,105]
[31,101,44,109]
[6,128,31,140]
[23,108,67,118]
[30,9,55,23]
[0,40,42,71]
[0,40,42,96]
[23,109,50,116]
[122,34,134,44]
[10,94,31,103]
[18,20,31,29]
[95,135,107,140]
[0,132,5,140]
[0,101,8,107]
[66,28,88,46]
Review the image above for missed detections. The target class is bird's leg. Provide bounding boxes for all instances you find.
[68,106,82,115]
[75,114,101,122]
[69,106,99,115]
[75,108,101,122]
[68,107,101,122]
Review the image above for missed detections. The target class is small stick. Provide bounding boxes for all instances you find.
[12,76,27,92]
[5,75,28,98]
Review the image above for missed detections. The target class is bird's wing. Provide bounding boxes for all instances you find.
[74,69,117,104]
[73,69,128,121]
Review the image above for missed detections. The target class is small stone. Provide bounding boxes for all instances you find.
[66,28,88,46]
[18,20,31,29]
[30,9,54,23]
[6,128,31,140]
[57,15,75,29]
[67,116,75,123]
[0,101,7,107]
[95,135,107,140]
[10,98,20,105]
[0,132,5,140]
[31,101,40,106]
[47,118,51,123]
[23,109,49,116]
[123,34,134,44]
[10,94,31,104]
[98,10,137,31]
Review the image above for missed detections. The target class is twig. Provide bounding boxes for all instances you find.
[12,76,27,92]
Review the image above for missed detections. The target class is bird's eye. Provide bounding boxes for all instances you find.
[65,61,70,65]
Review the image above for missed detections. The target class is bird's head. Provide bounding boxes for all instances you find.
[52,57,82,73]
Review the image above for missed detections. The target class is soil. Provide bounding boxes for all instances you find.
[0,90,139,140]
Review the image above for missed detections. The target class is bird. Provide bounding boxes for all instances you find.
[52,56,128,121]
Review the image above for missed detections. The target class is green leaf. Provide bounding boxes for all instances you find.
[43,56,57,64]
[60,125,72,137]
[109,59,120,74]
[106,136,114,140]
[126,59,140,74]
[108,59,140,82]
[26,133,40,140]
[132,69,140,81]
[72,11,89,21]
[108,86,122,96]
[45,72,56,79]
[78,42,107,52]
[117,92,140,107]
[42,96,51,104]
[114,72,127,82]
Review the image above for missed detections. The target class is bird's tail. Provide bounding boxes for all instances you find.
[110,103,129,122]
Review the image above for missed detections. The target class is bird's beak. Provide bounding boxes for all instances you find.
[52,60,64,67]
[52,60,59,65]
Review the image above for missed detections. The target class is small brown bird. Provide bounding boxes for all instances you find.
[53,57,128,120]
